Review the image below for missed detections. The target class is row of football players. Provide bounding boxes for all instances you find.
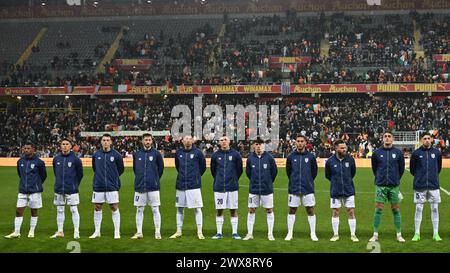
[4,132,442,242]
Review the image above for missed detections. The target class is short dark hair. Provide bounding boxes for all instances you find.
[142,133,153,139]
[101,133,112,141]
[334,140,346,147]
[253,137,264,144]
[421,132,432,139]
[60,138,72,145]
[23,141,35,148]
[295,134,308,142]
[383,131,394,137]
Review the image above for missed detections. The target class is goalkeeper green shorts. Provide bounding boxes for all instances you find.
[375,185,402,204]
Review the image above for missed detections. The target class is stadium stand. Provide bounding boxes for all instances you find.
[1,94,448,159]
[1,13,449,87]
[0,5,449,161]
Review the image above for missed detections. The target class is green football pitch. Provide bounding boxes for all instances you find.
[0,167,449,253]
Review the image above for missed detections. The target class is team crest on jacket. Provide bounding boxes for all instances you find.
[57,162,60,165]
[218,157,222,160]
[149,156,153,161]
[110,156,115,162]
[68,162,72,168]
[345,162,349,168]
[138,157,142,160]
[305,158,309,163]
[431,153,435,158]
[190,154,194,159]
[229,156,233,161]
[30,163,35,169]
[392,154,396,159]
[263,163,267,169]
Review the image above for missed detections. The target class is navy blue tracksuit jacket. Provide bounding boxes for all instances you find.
[286,150,318,195]
[246,152,278,195]
[371,147,405,187]
[210,148,243,192]
[53,151,83,194]
[17,155,47,194]
[133,148,164,192]
[175,146,206,190]
[325,154,356,198]
[410,146,442,191]
[92,149,124,192]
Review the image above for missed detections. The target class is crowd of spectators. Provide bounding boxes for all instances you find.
[418,13,450,57]
[1,12,449,160]
[1,12,449,87]
[1,93,449,159]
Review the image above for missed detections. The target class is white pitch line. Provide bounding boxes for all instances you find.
[440,187,450,196]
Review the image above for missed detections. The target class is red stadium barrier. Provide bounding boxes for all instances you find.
[2,83,450,96]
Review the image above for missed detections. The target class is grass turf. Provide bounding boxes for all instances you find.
[0,167,449,253]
